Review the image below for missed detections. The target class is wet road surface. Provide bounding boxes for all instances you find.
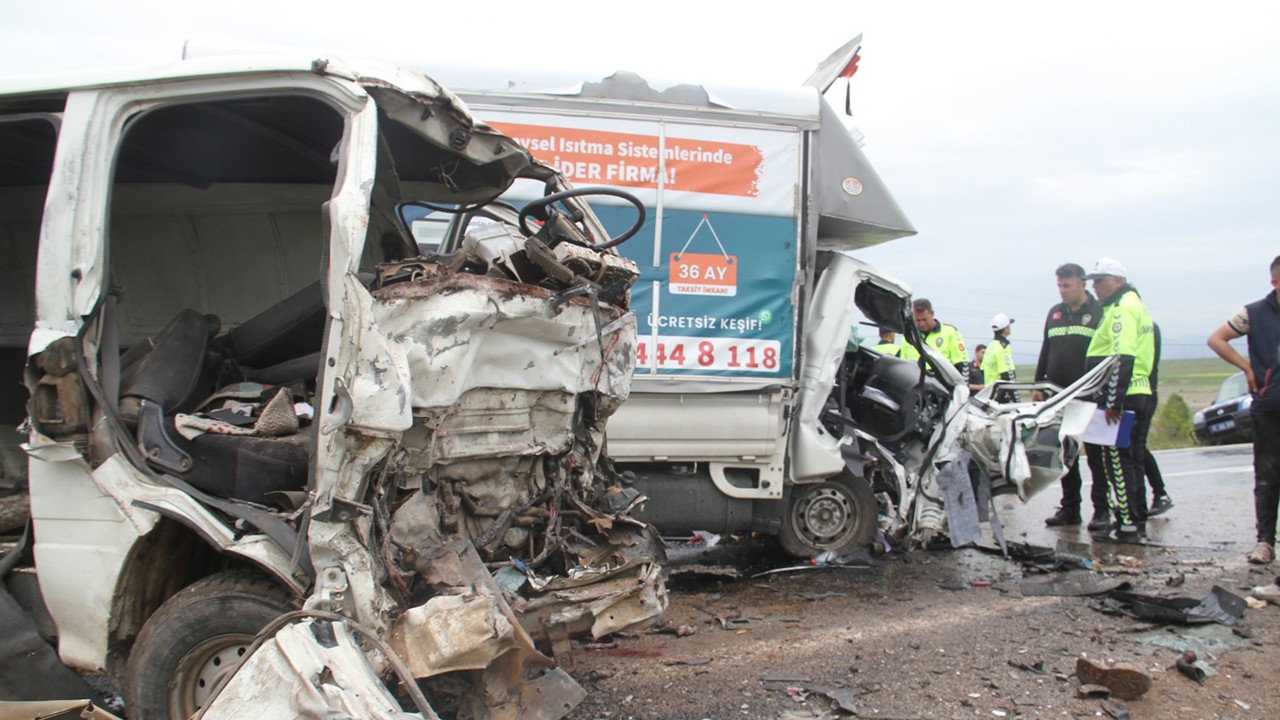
[1000,443,1257,561]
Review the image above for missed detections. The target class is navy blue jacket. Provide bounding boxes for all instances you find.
[1245,291,1280,416]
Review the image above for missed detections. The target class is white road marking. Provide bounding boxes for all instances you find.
[1163,465,1254,478]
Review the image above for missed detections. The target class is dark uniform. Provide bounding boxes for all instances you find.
[1144,324,1171,509]
[1035,294,1107,526]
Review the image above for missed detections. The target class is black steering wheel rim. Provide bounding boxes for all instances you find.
[517,186,646,250]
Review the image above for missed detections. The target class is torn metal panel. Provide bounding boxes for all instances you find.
[0,700,122,720]
[391,591,521,677]
[200,619,418,720]
[370,269,635,413]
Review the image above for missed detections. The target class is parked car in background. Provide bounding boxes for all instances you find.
[1194,371,1254,445]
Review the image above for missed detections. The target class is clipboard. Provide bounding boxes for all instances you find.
[1082,408,1136,448]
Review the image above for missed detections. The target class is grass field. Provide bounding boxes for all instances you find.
[1015,356,1240,449]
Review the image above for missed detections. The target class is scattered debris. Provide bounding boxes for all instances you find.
[0,699,123,720]
[1174,650,1207,685]
[762,674,813,684]
[808,685,858,714]
[1019,570,1131,597]
[1007,659,1046,675]
[1075,658,1152,700]
[1101,699,1131,720]
[666,657,712,666]
[1097,586,1246,626]
[1078,684,1112,698]
[646,624,696,637]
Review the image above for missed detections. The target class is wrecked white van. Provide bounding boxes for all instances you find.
[1,55,664,718]
[415,39,1116,557]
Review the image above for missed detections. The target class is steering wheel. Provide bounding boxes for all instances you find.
[517,187,646,250]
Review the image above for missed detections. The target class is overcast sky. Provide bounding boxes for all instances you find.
[6,0,1277,362]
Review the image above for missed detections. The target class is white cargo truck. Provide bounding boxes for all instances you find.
[421,38,1113,557]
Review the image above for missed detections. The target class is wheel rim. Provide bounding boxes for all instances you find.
[792,484,856,549]
[170,633,254,716]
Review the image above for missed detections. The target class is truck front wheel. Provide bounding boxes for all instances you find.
[123,570,297,720]
[779,474,877,558]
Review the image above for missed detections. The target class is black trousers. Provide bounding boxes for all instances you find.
[1091,394,1154,530]
[1143,391,1166,498]
[1254,413,1280,545]
[1058,442,1107,516]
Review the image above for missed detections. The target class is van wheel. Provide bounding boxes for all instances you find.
[779,474,877,558]
[123,570,297,720]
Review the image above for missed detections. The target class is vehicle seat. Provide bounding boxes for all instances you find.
[118,309,224,423]
[116,308,311,504]
[227,280,326,386]
[171,418,311,505]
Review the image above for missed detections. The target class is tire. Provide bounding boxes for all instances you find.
[778,473,878,558]
[123,570,297,720]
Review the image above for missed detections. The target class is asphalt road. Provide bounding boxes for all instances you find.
[1000,443,1258,558]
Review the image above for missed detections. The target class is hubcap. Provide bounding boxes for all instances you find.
[171,634,254,716]
[795,485,854,545]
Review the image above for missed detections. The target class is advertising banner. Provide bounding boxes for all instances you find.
[484,111,801,380]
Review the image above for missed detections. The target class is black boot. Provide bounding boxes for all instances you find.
[1045,507,1082,527]
[1087,509,1112,532]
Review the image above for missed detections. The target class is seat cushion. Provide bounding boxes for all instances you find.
[172,425,311,505]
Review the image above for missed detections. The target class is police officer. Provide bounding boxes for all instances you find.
[1035,263,1108,529]
[982,313,1017,403]
[968,344,987,393]
[871,327,902,357]
[900,298,970,375]
[1084,258,1157,543]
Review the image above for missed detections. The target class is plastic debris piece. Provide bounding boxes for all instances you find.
[1103,586,1246,626]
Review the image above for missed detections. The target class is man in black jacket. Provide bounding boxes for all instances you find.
[1209,255,1280,564]
[1035,263,1108,528]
